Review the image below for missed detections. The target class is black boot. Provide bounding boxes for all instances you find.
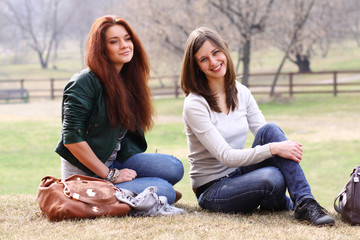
[294,198,335,226]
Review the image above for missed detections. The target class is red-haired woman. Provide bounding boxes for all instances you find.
[55,15,183,204]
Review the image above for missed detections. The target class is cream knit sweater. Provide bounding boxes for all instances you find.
[183,81,273,188]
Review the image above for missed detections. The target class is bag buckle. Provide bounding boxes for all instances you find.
[354,176,359,183]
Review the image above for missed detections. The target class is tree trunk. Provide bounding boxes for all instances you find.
[241,39,251,87]
[295,54,311,73]
[80,37,85,68]
[270,53,287,96]
[235,47,242,75]
[37,51,48,69]
[269,0,315,96]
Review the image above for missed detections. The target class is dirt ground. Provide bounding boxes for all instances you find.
[0,99,181,124]
[0,99,61,121]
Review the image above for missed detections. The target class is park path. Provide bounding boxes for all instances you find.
[0,99,61,121]
[315,73,360,84]
[0,99,183,123]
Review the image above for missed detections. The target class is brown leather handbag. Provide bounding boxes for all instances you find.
[334,166,360,224]
[36,175,131,221]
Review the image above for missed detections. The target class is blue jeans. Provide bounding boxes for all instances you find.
[198,166,291,213]
[198,123,314,213]
[111,153,184,204]
[249,123,314,205]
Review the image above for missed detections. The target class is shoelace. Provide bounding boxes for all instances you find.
[306,201,327,218]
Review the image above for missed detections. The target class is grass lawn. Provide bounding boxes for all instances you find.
[0,94,359,239]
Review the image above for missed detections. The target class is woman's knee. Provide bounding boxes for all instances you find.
[155,180,176,204]
[117,153,184,184]
[256,123,287,145]
[261,123,282,134]
[158,154,184,184]
[258,167,286,191]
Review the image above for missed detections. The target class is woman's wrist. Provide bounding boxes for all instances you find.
[269,143,277,156]
[105,168,114,181]
[105,168,119,183]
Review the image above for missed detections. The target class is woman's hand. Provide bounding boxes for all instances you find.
[270,140,303,163]
[115,168,137,183]
[65,142,138,182]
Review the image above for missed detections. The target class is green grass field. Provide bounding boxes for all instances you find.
[2,95,359,203]
[0,94,360,239]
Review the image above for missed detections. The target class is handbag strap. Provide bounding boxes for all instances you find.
[333,166,360,213]
[61,178,119,205]
[334,188,345,213]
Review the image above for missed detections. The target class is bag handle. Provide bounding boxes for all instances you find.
[61,178,119,205]
[333,166,359,213]
[334,188,345,213]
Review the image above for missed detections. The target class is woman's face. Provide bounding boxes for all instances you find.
[194,40,227,82]
[105,24,134,73]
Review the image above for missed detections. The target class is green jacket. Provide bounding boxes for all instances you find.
[55,69,147,174]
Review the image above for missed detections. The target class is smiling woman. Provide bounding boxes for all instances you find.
[180,27,334,226]
[105,25,134,73]
[54,15,184,205]
[195,40,227,83]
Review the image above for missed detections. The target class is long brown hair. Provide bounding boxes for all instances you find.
[181,27,238,112]
[85,15,153,132]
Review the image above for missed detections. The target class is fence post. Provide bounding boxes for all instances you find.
[289,73,293,97]
[333,72,337,97]
[50,78,55,99]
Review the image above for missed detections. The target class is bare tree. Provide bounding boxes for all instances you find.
[337,0,360,47]
[269,0,315,96]
[134,0,213,76]
[270,0,341,74]
[0,0,354,78]
[109,0,274,82]
[4,0,74,69]
[209,0,274,87]
[65,0,114,68]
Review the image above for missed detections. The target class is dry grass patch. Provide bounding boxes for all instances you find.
[1,195,359,240]
[270,115,360,143]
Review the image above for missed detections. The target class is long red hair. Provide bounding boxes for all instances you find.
[85,15,153,132]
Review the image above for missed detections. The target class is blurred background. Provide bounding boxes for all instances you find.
[0,0,359,100]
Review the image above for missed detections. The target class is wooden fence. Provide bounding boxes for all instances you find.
[0,70,359,101]
[247,70,360,97]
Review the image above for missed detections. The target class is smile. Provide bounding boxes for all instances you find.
[120,51,131,55]
[212,63,222,72]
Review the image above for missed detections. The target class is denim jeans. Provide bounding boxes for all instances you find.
[249,123,314,205]
[198,166,291,213]
[111,153,184,205]
[198,123,314,213]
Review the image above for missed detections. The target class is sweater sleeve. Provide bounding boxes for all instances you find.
[183,95,272,168]
[241,84,267,135]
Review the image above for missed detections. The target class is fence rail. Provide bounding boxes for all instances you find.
[247,70,360,97]
[0,70,359,101]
